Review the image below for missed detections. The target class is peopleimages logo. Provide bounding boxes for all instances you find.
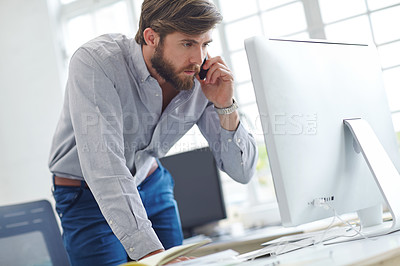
[253,113,318,136]
[79,112,202,135]
[78,111,318,137]
[79,140,229,154]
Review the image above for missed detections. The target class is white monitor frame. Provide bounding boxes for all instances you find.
[245,36,400,235]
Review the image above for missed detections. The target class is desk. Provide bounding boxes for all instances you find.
[187,226,302,257]
[187,227,400,265]
[251,231,400,265]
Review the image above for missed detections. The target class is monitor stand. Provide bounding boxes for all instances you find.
[344,118,400,235]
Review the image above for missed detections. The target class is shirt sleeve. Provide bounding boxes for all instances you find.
[67,47,163,260]
[196,103,258,184]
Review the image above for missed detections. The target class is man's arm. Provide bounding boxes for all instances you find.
[217,104,240,131]
[67,47,164,260]
[196,56,258,184]
[197,104,258,184]
[198,55,236,119]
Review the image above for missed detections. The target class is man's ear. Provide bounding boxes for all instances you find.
[143,28,159,47]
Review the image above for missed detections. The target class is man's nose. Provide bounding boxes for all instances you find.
[190,48,204,65]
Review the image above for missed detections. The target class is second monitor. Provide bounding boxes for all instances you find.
[160,147,227,238]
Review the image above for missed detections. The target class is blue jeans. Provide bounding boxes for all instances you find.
[53,163,183,266]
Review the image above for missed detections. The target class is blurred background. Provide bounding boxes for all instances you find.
[1,0,399,229]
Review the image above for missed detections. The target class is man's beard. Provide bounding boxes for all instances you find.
[151,43,200,91]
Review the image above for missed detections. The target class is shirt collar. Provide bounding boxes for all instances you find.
[129,40,152,83]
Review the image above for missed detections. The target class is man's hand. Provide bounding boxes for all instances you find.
[197,55,239,131]
[140,249,195,265]
[139,249,164,260]
[197,55,234,109]
[165,256,195,265]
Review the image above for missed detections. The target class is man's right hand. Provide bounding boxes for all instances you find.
[139,249,164,260]
[140,249,195,265]
[165,256,195,264]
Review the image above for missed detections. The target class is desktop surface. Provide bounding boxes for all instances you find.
[185,225,303,257]
[184,218,400,265]
[250,229,400,266]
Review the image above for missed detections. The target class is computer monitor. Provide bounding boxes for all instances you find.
[160,147,227,238]
[244,36,400,235]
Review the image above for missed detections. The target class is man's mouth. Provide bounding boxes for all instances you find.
[184,70,197,76]
[182,65,200,76]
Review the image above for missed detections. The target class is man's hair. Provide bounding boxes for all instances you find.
[135,0,223,45]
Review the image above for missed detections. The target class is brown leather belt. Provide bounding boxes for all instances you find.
[54,160,159,188]
[54,176,88,187]
[146,159,159,178]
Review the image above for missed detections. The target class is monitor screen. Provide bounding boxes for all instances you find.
[244,36,400,230]
[160,147,226,238]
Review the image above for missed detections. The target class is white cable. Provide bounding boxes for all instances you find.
[314,209,337,245]
[265,200,371,259]
[316,201,370,241]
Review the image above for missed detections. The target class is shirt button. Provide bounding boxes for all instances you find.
[141,79,144,83]
[228,138,232,142]
[109,220,113,225]
[237,138,241,143]
[155,93,159,97]
[129,248,134,252]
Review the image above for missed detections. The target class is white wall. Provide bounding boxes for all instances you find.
[0,0,63,205]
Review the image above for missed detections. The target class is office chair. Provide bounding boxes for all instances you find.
[0,199,70,266]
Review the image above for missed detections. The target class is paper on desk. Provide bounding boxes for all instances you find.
[172,249,240,266]
[238,237,320,260]
[262,226,349,246]
[235,226,352,261]
[122,239,212,266]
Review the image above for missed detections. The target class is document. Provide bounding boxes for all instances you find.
[121,239,212,266]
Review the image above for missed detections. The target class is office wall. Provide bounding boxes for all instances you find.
[0,0,63,205]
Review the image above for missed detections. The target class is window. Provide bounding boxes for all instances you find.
[60,0,137,65]
[318,0,400,127]
[216,0,309,209]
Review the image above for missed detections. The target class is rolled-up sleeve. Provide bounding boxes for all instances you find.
[197,104,258,184]
[67,47,163,260]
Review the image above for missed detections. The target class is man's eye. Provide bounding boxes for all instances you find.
[183,43,192,47]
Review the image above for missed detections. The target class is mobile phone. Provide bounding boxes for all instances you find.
[199,56,209,80]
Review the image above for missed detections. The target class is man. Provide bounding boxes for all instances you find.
[48,0,258,265]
